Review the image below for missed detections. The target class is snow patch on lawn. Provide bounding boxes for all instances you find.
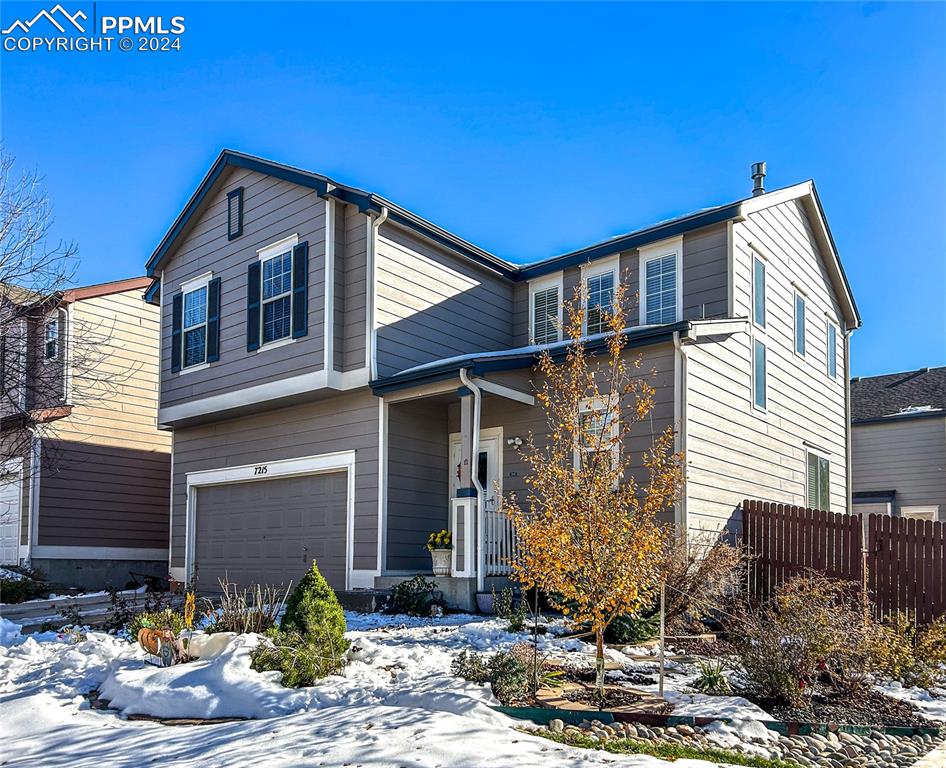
[876,680,946,721]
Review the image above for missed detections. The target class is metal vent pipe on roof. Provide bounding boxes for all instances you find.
[751,162,767,196]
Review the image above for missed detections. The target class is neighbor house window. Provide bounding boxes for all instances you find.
[752,256,766,328]
[182,285,208,367]
[585,268,615,336]
[827,321,838,378]
[44,318,58,360]
[794,292,806,357]
[261,249,293,344]
[806,450,830,511]
[639,236,682,326]
[576,398,618,471]
[530,277,561,345]
[752,338,767,410]
[900,506,939,522]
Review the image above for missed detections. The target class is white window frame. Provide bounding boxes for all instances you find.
[257,234,299,350]
[574,396,620,472]
[751,336,767,412]
[805,447,831,511]
[179,272,213,374]
[793,289,807,359]
[639,235,683,327]
[528,273,563,345]
[826,319,838,379]
[751,252,767,329]
[580,255,619,337]
[43,316,59,362]
[900,506,939,522]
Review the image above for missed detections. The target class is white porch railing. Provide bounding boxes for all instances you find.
[485,509,515,576]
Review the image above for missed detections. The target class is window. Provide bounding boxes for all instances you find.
[585,270,615,335]
[794,292,806,357]
[639,236,682,326]
[752,338,767,410]
[806,450,830,511]
[227,187,244,240]
[261,249,293,344]
[576,398,618,471]
[530,277,561,345]
[752,256,766,328]
[827,321,838,379]
[44,318,58,360]
[900,506,939,522]
[182,285,208,367]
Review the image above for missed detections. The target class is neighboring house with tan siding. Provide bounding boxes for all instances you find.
[0,277,170,589]
[146,151,859,609]
[850,367,946,521]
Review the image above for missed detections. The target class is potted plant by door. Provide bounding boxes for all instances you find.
[426,530,452,576]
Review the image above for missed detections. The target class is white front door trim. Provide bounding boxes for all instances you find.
[184,450,357,590]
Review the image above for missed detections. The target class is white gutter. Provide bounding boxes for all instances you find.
[458,367,486,593]
[25,426,40,565]
[368,206,390,381]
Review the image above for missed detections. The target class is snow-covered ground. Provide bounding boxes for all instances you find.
[0,612,741,768]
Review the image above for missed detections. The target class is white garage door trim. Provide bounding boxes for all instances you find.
[1,458,24,566]
[184,450,356,590]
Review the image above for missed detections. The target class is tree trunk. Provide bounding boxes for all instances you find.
[595,627,605,705]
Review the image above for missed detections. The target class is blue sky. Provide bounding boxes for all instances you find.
[1,1,943,376]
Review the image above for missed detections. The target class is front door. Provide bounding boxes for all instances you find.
[0,463,23,566]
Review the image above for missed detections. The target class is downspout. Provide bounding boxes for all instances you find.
[458,367,486,593]
[368,206,390,381]
[24,426,40,566]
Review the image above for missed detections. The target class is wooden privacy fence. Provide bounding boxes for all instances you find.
[743,499,946,624]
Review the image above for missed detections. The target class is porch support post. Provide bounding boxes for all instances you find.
[451,393,477,578]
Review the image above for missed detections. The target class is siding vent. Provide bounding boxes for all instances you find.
[227,187,244,240]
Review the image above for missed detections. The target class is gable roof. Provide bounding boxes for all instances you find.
[62,276,151,304]
[145,151,860,327]
[851,366,946,424]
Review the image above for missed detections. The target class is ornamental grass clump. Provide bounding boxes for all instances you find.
[500,280,681,698]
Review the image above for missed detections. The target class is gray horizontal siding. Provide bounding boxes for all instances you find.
[170,390,379,570]
[375,222,514,377]
[161,168,326,410]
[341,206,368,372]
[852,418,946,518]
[37,439,170,549]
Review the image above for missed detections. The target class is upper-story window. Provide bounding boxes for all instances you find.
[794,291,806,357]
[227,187,244,240]
[183,285,208,367]
[639,236,682,326]
[752,255,766,328]
[826,321,838,379]
[584,262,616,336]
[261,250,293,344]
[44,318,58,360]
[530,275,561,345]
[247,234,309,353]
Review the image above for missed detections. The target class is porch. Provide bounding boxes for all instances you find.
[375,367,538,610]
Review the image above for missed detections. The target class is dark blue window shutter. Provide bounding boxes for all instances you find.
[206,277,222,362]
[246,262,261,352]
[170,292,183,373]
[291,241,309,339]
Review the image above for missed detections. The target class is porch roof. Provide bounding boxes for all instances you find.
[370,321,689,395]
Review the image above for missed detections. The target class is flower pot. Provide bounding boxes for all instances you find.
[430,548,451,576]
[476,591,496,614]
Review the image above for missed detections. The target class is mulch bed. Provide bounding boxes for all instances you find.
[561,687,644,709]
[753,688,941,729]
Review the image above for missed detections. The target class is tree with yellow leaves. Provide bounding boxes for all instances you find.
[500,280,682,699]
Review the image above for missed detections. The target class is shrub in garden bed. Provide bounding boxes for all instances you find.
[451,648,528,704]
[0,566,48,604]
[203,579,289,634]
[387,575,440,616]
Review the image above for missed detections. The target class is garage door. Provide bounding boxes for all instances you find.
[194,471,348,592]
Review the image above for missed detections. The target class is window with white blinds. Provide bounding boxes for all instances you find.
[644,253,677,325]
[585,271,615,335]
[806,451,830,511]
[532,285,559,345]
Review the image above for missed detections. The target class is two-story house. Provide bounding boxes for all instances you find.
[0,278,170,589]
[146,151,859,608]
[850,367,945,521]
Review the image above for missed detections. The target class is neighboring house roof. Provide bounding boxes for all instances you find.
[144,151,861,327]
[851,367,946,424]
[62,276,151,304]
[371,321,689,394]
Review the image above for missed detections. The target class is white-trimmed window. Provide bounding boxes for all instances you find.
[258,236,297,346]
[529,275,562,345]
[806,449,830,511]
[44,318,58,361]
[900,506,939,522]
[752,337,767,410]
[826,320,838,379]
[794,291,806,357]
[182,283,209,368]
[583,259,617,336]
[575,397,619,471]
[752,255,766,328]
[639,236,682,326]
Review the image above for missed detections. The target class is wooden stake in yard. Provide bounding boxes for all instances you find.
[658,580,666,698]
